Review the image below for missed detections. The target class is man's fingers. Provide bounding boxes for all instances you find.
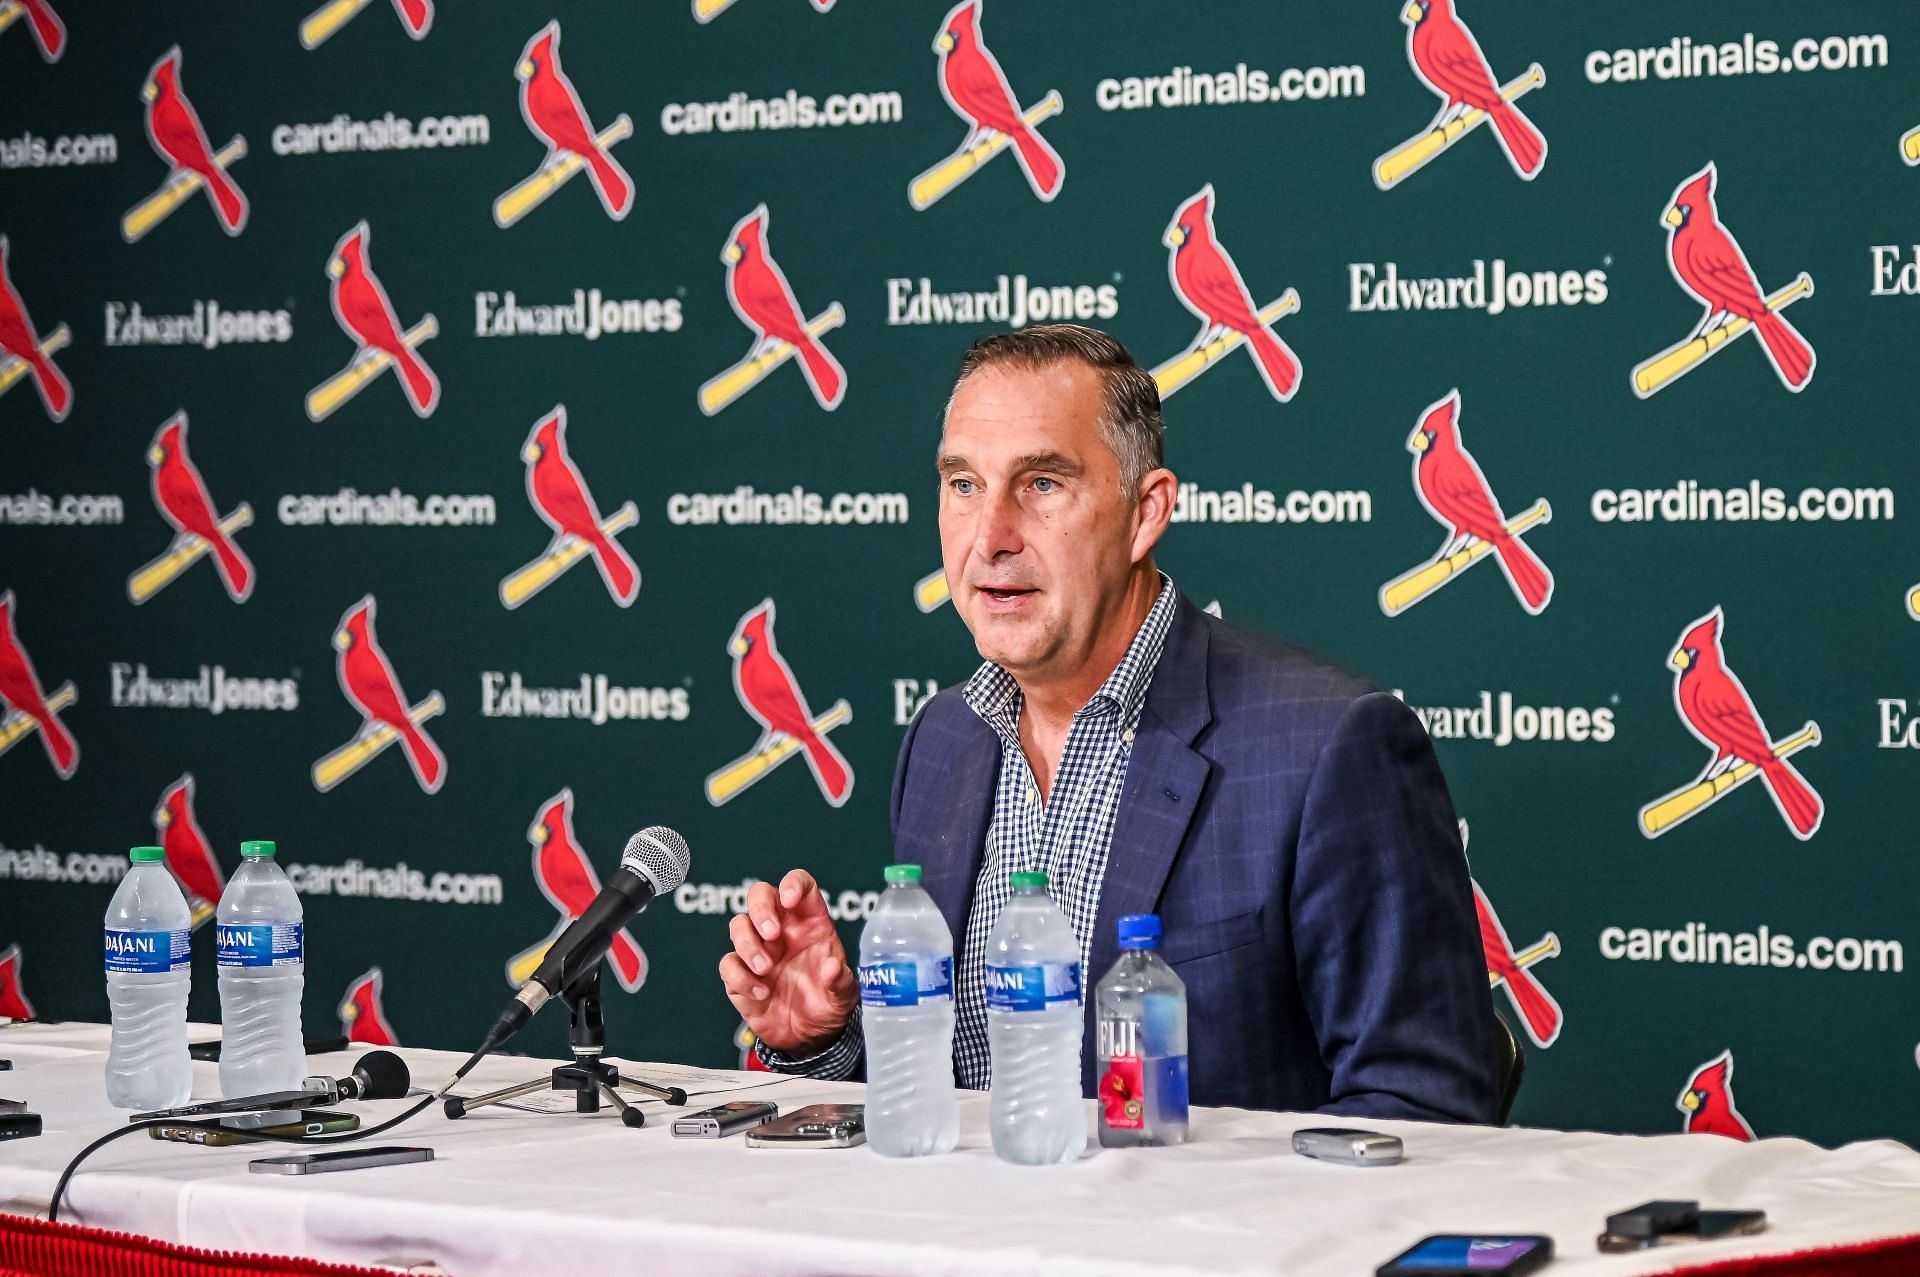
[728,911,776,976]
[779,867,829,918]
[746,878,783,941]
[719,953,770,1008]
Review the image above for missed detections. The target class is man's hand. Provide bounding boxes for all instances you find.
[719,868,858,1056]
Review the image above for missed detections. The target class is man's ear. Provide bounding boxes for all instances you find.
[1129,467,1177,564]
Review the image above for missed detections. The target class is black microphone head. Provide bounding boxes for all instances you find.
[351,1049,410,1100]
[622,826,690,894]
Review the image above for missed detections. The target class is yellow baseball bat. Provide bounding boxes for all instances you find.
[0,3,20,35]
[127,505,253,605]
[506,925,566,987]
[693,0,741,20]
[312,693,445,792]
[492,117,636,229]
[0,683,76,757]
[1491,935,1560,986]
[0,325,72,397]
[1374,64,1544,190]
[705,700,852,806]
[306,316,438,422]
[1151,293,1300,398]
[300,0,373,50]
[910,91,1064,211]
[698,303,845,416]
[498,503,640,609]
[1639,722,1820,838]
[914,568,951,613]
[1902,126,1920,165]
[121,138,247,243]
[1907,582,1919,620]
[1632,274,1812,399]
[1379,500,1552,616]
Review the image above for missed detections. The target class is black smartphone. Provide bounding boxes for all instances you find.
[1378,1235,1553,1275]
[149,1110,361,1146]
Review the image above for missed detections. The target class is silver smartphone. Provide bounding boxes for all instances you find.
[249,1145,434,1175]
[1292,1127,1404,1165]
[672,1100,780,1138]
[744,1103,865,1148]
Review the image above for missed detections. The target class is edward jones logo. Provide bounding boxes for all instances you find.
[130,412,254,605]
[1393,688,1614,746]
[0,592,79,779]
[911,0,1062,211]
[494,22,634,229]
[480,672,688,724]
[1152,184,1300,403]
[886,274,1116,328]
[312,596,446,794]
[105,299,292,349]
[110,664,296,714]
[299,0,430,51]
[474,289,680,339]
[1376,0,1545,189]
[308,222,440,422]
[707,599,852,807]
[124,47,247,243]
[0,236,74,422]
[500,406,640,610]
[702,204,844,414]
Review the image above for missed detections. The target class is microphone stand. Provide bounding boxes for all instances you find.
[442,964,687,1129]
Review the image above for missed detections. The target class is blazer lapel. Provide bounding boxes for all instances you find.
[915,718,999,945]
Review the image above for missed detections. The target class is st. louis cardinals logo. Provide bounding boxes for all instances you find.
[507,789,647,993]
[307,222,440,422]
[1904,123,1920,166]
[123,48,248,244]
[695,0,832,22]
[129,412,254,606]
[500,405,640,610]
[699,204,846,415]
[1640,607,1822,841]
[0,943,34,1020]
[1462,821,1561,1050]
[0,0,65,62]
[910,0,1063,211]
[154,773,225,928]
[707,599,853,807]
[1375,0,1545,190]
[0,236,73,423]
[0,591,77,779]
[493,22,635,230]
[1632,163,1815,399]
[300,0,430,51]
[1151,184,1301,403]
[339,967,400,1046]
[1908,581,1920,622]
[1381,390,1552,617]
[1678,1050,1756,1141]
[312,595,447,794]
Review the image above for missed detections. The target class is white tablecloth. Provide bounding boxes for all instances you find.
[3,1023,1918,1277]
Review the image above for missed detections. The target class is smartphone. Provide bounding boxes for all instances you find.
[250,1145,433,1175]
[1,1111,40,1141]
[1598,1209,1766,1252]
[744,1103,865,1148]
[1378,1235,1552,1275]
[1292,1127,1404,1166]
[672,1101,779,1138]
[151,1110,361,1146]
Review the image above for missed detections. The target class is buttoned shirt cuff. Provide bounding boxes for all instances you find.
[751,1006,863,1080]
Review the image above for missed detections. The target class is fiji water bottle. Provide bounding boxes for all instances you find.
[985,871,1086,1165]
[1096,914,1189,1147]
[216,840,306,1096]
[104,845,193,1110]
[858,863,959,1157]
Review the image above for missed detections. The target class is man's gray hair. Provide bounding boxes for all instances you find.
[946,324,1165,497]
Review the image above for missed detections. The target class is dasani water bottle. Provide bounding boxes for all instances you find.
[104,845,193,1110]
[859,863,959,1157]
[986,871,1086,1165]
[217,840,306,1097]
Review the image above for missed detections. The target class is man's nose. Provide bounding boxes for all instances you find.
[973,486,1025,560]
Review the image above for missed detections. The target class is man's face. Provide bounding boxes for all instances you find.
[937,361,1146,682]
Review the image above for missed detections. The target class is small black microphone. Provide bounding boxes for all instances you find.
[130,1050,411,1122]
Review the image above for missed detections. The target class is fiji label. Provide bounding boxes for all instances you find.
[1099,1018,1189,1131]
[104,928,189,974]
[859,956,954,1007]
[984,960,1081,1012]
[216,922,304,968]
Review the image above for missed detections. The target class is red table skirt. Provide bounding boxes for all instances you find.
[0,1214,400,1277]
[1668,1233,1920,1276]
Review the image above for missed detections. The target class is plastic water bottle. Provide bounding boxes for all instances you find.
[216,840,306,1097]
[858,863,959,1157]
[985,871,1086,1165]
[1096,914,1189,1147]
[104,845,193,1110]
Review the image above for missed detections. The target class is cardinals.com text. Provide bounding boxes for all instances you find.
[1585,32,1888,84]
[1096,62,1365,112]
[1591,483,1893,524]
[278,489,497,527]
[674,877,881,923]
[0,131,117,169]
[0,490,123,526]
[0,843,127,885]
[1601,924,1902,974]
[1170,482,1371,525]
[667,487,909,526]
[660,89,904,136]
[270,112,491,156]
[283,860,503,906]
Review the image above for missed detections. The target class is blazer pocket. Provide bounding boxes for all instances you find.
[1155,907,1266,966]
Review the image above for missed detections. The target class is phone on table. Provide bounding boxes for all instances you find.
[250,1145,432,1175]
[1597,1199,1766,1251]
[1292,1127,1404,1166]
[672,1100,779,1138]
[151,1110,361,1146]
[744,1103,865,1148]
[1377,1235,1552,1275]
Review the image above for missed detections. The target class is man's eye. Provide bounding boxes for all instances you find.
[1031,477,1058,494]
[949,477,975,495]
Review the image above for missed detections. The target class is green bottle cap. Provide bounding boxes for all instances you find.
[128,846,166,863]
[239,840,277,858]
[884,864,922,884]
[1009,871,1048,890]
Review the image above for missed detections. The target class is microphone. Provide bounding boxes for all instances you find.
[131,1051,411,1121]
[483,826,690,1052]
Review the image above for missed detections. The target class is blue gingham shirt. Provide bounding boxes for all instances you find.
[758,575,1177,1086]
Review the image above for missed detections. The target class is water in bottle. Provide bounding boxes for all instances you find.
[216,840,306,1097]
[858,863,959,1157]
[1096,913,1189,1147]
[104,845,193,1110]
[985,871,1086,1165]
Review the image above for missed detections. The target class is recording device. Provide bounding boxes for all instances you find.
[130,1050,411,1122]
[150,1110,361,1146]
[1292,1127,1404,1166]
[249,1145,434,1175]
[1597,1200,1766,1251]
[745,1103,865,1148]
[483,826,691,1051]
[1376,1235,1552,1275]
[672,1100,779,1138]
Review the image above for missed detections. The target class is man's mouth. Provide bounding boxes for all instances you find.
[976,585,1036,606]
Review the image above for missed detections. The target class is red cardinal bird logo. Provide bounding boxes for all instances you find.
[1642,163,1815,397]
[1403,390,1552,615]
[300,0,430,50]
[0,944,34,1020]
[1161,185,1300,403]
[509,22,633,222]
[511,789,647,993]
[153,773,225,928]
[715,204,845,412]
[1678,1050,1756,1141]
[1658,607,1822,840]
[140,412,253,604]
[0,591,77,779]
[329,595,446,793]
[338,967,400,1046]
[509,406,639,608]
[716,599,853,807]
[1474,881,1562,1050]
[2,0,65,62]
[321,222,440,418]
[0,236,73,422]
[927,0,1063,204]
[136,47,247,237]
[1399,0,1546,181]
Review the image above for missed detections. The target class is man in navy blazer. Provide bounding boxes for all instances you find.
[722,324,1503,1123]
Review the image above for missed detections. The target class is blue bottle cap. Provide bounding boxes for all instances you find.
[1117,914,1162,948]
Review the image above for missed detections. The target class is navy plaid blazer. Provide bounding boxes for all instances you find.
[891,594,1505,1123]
